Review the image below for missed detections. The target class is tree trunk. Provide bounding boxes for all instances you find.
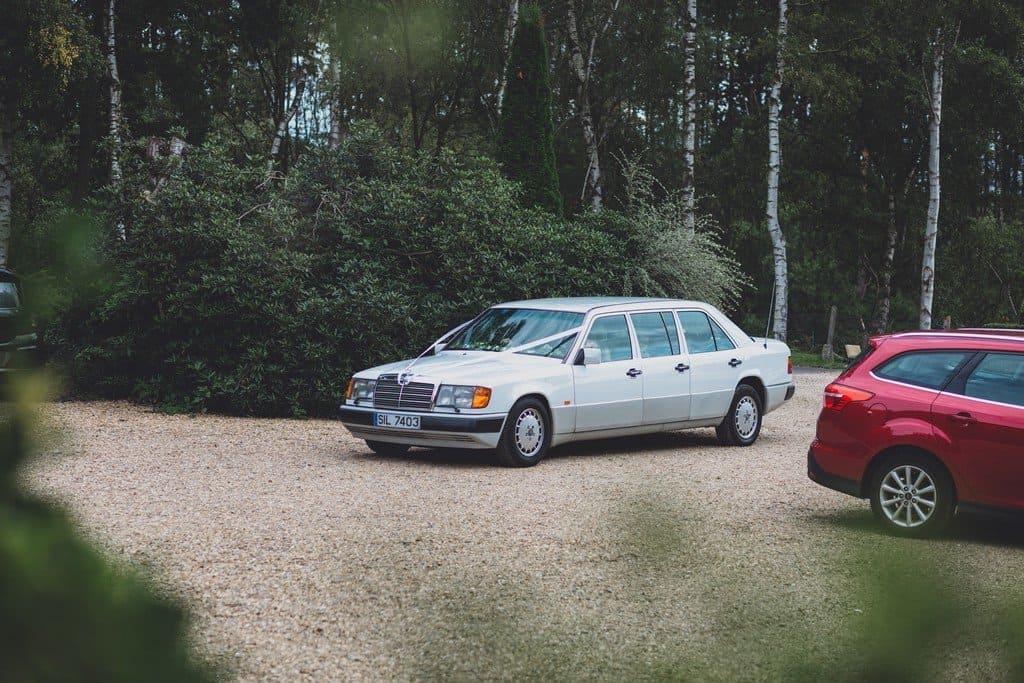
[0,103,11,268]
[267,66,307,175]
[566,1,618,212]
[496,0,520,116]
[682,0,697,233]
[766,0,788,341]
[919,28,944,330]
[873,189,899,334]
[104,0,125,240]
[328,22,342,149]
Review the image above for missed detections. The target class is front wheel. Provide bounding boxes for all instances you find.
[365,440,411,457]
[716,384,762,446]
[495,398,551,467]
[869,452,954,538]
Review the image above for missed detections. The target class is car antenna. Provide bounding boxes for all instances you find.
[763,279,776,349]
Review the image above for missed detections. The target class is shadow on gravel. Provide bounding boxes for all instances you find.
[355,429,724,468]
[358,447,499,468]
[549,429,718,460]
[813,507,1024,548]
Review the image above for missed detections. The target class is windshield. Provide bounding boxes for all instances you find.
[446,308,584,358]
[0,283,19,309]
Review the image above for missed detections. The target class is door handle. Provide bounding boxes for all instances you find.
[949,412,976,426]
[626,368,643,378]
[675,363,690,373]
[729,358,743,367]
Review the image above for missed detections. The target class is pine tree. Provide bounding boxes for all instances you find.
[497,3,562,216]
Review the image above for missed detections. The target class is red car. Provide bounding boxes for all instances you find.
[808,329,1024,536]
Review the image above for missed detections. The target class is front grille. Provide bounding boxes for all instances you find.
[373,374,435,411]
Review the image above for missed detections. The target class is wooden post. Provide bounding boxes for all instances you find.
[821,305,838,361]
[943,315,952,330]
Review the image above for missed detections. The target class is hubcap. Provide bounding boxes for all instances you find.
[734,396,759,439]
[879,465,937,528]
[514,408,544,457]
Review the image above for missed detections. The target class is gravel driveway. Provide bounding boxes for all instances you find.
[25,370,1024,680]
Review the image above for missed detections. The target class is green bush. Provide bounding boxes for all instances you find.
[54,123,746,416]
[1,374,213,682]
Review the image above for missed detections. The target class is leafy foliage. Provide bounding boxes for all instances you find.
[53,124,743,416]
[497,3,562,215]
[0,377,213,681]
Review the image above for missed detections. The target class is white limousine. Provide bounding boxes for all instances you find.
[340,297,795,466]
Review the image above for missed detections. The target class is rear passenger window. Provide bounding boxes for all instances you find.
[630,312,679,358]
[584,315,633,362]
[708,317,736,351]
[677,311,718,354]
[964,353,1024,407]
[873,351,970,390]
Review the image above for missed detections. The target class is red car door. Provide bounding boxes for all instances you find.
[931,352,1024,510]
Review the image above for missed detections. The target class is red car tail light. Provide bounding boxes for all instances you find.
[823,383,874,411]
[787,356,793,374]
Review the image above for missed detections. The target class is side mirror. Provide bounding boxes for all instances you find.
[582,346,602,365]
[432,342,447,355]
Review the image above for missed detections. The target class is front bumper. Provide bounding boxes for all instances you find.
[338,405,506,449]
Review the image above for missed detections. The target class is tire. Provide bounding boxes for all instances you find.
[716,384,762,447]
[494,398,551,467]
[869,451,954,538]
[365,440,411,457]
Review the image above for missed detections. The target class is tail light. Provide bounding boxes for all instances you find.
[787,356,793,374]
[823,383,874,411]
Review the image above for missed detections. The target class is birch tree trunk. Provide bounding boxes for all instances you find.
[328,23,342,149]
[267,66,307,175]
[104,0,125,240]
[566,0,619,212]
[496,0,520,116]
[0,103,11,267]
[682,0,697,233]
[766,0,788,341]
[919,28,944,330]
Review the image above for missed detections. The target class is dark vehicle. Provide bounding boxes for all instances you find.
[808,329,1024,537]
[0,267,38,373]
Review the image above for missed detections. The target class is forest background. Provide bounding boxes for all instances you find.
[4,0,1023,415]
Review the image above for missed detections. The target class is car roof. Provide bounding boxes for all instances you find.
[493,297,707,314]
[878,329,1024,350]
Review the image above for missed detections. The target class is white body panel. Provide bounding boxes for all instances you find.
[338,297,795,450]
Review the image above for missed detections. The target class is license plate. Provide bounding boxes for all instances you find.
[374,412,420,429]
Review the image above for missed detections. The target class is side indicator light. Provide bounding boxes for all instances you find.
[471,387,492,409]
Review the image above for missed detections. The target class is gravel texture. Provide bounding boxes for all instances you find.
[24,370,1024,680]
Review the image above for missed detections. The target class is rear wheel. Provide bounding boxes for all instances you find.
[716,384,762,446]
[869,451,954,538]
[495,398,551,467]
[365,440,411,457]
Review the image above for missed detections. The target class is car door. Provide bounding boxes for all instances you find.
[931,351,1024,510]
[572,313,644,431]
[676,310,744,420]
[629,311,691,424]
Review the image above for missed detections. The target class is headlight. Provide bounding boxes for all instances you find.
[436,384,491,409]
[346,378,376,402]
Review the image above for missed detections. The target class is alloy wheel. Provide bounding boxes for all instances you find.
[879,465,937,529]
